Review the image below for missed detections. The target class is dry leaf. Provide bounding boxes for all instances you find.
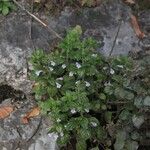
[131,15,145,39]
[21,106,40,124]
[0,106,13,119]
[125,0,135,4]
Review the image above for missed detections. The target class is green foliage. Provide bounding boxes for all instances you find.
[0,0,15,15]
[30,26,149,149]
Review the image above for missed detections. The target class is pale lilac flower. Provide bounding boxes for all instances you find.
[91,122,97,127]
[92,54,97,57]
[60,132,64,137]
[110,68,115,74]
[75,62,81,69]
[75,81,80,84]
[56,118,61,122]
[85,81,90,87]
[71,108,76,114]
[56,82,62,88]
[62,64,66,69]
[85,109,89,113]
[117,65,124,68]
[103,67,107,70]
[49,67,54,71]
[50,61,56,66]
[57,77,63,80]
[48,132,58,140]
[35,70,42,76]
[69,72,74,77]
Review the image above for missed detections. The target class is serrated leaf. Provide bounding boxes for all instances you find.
[119,110,130,121]
[105,111,112,123]
[114,130,126,150]
[143,96,150,106]
[132,115,144,129]
[76,139,87,150]
[126,141,139,150]
[90,147,99,150]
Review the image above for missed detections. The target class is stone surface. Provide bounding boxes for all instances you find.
[0,0,149,149]
[0,0,141,93]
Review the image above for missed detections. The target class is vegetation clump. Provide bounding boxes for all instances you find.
[0,0,15,15]
[30,26,150,150]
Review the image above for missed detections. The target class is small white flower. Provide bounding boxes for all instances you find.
[57,77,63,80]
[71,108,76,114]
[117,65,124,68]
[56,82,62,88]
[35,70,42,76]
[57,118,61,122]
[103,67,107,70]
[85,109,89,113]
[75,81,80,84]
[48,132,58,140]
[50,61,56,66]
[92,54,97,57]
[62,64,66,69]
[75,62,81,69]
[91,122,97,127]
[110,68,115,74]
[60,132,64,137]
[69,72,74,77]
[49,67,54,71]
[85,81,90,87]
[64,125,67,128]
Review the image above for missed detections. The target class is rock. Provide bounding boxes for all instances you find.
[0,0,140,94]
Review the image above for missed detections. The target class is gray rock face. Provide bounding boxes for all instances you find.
[0,0,140,92]
[0,0,149,150]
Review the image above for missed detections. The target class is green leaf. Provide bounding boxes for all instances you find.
[104,86,113,95]
[143,96,150,106]
[134,97,143,108]
[2,5,9,15]
[76,139,87,150]
[114,130,126,150]
[105,111,112,123]
[99,93,106,100]
[132,115,144,129]
[90,147,99,150]
[125,141,139,150]
[96,126,107,140]
[131,131,140,140]
[119,110,130,121]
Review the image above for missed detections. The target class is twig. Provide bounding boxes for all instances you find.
[13,0,63,40]
[109,20,122,56]
[27,116,42,142]
[29,0,36,50]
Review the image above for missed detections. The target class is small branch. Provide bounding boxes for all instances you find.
[13,0,63,40]
[27,116,42,142]
[109,20,122,56]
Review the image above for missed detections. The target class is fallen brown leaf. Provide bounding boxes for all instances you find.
[21,106,40,124]
[125,0,135,4]
[131,15,145,39]
[0,106,13,119]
